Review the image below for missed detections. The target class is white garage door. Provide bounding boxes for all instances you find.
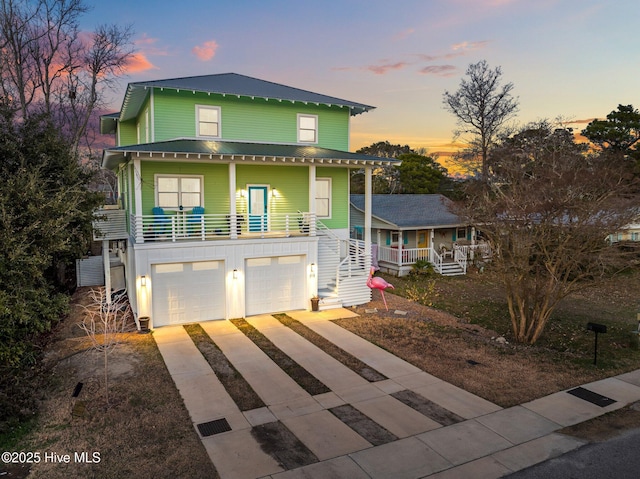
[245,256,306,316]
[152,261,225,327]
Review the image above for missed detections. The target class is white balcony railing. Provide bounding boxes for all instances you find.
[378,246,431,266]
[129,212,316,243]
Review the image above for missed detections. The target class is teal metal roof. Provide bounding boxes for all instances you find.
[118,73,375,122]
[103,139,399,170]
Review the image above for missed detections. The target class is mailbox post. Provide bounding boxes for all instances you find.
[587,322,607,366]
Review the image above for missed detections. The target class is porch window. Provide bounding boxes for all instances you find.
[196,105,221,138]
[457,227,467,241]
[315,177,331,218]
[298,114,318,143]
[156,175,203,209]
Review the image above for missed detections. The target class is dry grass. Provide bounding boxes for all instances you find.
[338,295,595,407]
[9,289,218,479]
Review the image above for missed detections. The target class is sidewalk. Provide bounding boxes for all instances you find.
[154,310,640,479]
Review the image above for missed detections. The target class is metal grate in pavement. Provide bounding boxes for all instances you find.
[197,418,232,437]
[567,387,616,408]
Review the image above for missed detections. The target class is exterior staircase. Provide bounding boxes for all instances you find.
[439,261,466,276]
[316,223,371,310]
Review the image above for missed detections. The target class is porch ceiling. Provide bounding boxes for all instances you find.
[102,139,400,170]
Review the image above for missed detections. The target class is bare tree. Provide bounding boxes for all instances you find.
[443,60,519,180]
[461,121,638,344]
[0,0,134,154]
[78,288,133,405]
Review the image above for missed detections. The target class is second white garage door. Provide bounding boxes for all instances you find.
[152,261,225,327]
[245,255,306,316]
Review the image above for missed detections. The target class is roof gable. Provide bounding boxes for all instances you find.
[118,73,374,122]
[350,194,464,228]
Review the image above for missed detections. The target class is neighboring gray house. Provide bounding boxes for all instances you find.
[350,194,487,276]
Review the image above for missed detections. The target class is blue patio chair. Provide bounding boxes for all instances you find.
[188,206,205,235]
[152,207,171,238]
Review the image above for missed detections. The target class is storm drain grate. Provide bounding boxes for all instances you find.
[567,387,616,408]
[197,418,232,437]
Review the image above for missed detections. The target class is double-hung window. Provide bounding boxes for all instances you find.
[156,175,203,209]
[315,178,331,218]
[197,105,221,138]
[298,114,318,143]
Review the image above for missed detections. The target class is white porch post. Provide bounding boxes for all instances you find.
[470,226,476,260]
[364,167,372,268]
[309,164,316,236]
[103,240,111,304]
[229,162,237,239]
[397,230,403,269]
[430,229,435,263]
[133,158,143,243]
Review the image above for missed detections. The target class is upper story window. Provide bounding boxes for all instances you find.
[156,175,203,209]
[197,105,221,138]
[315,177,331,218]
[298,114,318,143]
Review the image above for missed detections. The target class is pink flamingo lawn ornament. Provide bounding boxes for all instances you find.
[367,267,394,311]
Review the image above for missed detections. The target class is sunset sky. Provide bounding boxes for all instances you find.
[82,0,639,156]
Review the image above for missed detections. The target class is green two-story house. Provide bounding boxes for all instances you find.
[97,73,396,328]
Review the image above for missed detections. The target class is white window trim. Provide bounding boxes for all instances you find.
[154,174,204,210]
[315,177,331,219]
[196,105,221,138]
[297,113,318,144]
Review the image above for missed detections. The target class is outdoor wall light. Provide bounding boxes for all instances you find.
[233,269,238,280]
[141,275,147,287]
[271,188,278,198]
[310,263,316,273]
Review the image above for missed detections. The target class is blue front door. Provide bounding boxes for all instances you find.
[248,186,268,232]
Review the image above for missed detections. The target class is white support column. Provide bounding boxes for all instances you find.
[133,159,143,243]
[430,229,435,263]
[309,164,316,236]
[103,240,111,304]
[229,162,237,239]
[397,230,403,269]
[133,158,142,217]
[364,167,372,268]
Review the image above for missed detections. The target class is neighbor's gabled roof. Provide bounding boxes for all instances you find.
[102,139,400,170]
[114,72,374,123]
[350,194,465,229]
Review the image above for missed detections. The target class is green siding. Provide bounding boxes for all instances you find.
[139,162,230,216]
[236,165,309,216]
[317,167,349,229]
[118,120,137,146]
[152,90,350,150]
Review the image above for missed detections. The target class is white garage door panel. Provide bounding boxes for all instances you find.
[152,261,225,327]
[245,255,305,316]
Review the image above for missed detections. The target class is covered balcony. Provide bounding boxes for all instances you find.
[128,211,316,243]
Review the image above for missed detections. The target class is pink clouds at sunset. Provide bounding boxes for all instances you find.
[192,40,219,61]
[123,53,156,74]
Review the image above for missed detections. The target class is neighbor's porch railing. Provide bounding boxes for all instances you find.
[130,212,316,243]
[378,246,431,266]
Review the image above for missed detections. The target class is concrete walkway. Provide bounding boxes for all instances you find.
[154,310,640,479]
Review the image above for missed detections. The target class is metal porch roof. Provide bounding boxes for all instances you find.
[102,139,400,170]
